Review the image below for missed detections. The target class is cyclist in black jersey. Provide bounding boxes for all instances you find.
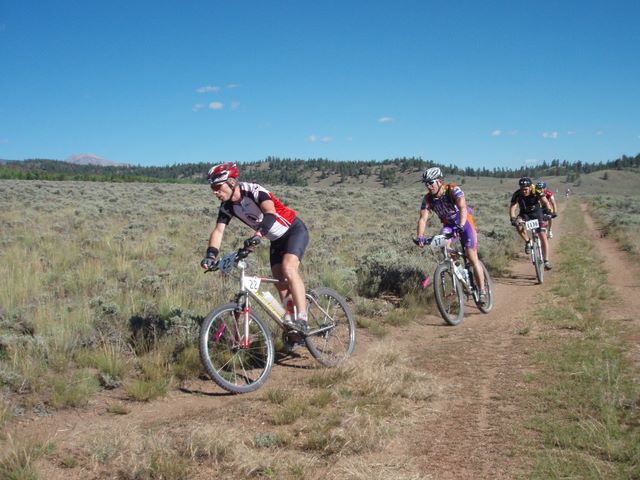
[200,162,310,332]
[509,177,554,270]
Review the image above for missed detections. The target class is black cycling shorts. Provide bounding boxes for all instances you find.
[269,217,309,265]
[519,207,548,229]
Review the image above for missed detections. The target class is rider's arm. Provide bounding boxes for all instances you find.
[417,207,429,237]
[207,222,227,256]
[455,195,468,226]
[509,202,518,219]
[541,196,552,212]
[255,199,277,237]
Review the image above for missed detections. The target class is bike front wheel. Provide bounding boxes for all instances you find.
[304,287,356,367]
[199,302,274,394]
[433,263,464,326]
[532,236,544,284]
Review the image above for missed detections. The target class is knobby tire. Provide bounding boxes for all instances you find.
[433,263,465,326]
[304,287,356,367]
[532,235,544,284]
[199,303,274,394]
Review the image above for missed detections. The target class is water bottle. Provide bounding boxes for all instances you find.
[453,261,465,281]
[261,291,286,318]
[461,268,470,286]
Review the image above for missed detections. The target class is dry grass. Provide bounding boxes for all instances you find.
[5,174,634,478]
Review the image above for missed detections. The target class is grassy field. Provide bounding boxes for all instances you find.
[1,169,639,478]
[525,203,640,479]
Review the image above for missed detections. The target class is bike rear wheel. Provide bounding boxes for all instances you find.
[532,236,544,284]
[304,287,356,367]
[471,260,494,313]
[433,263,464,326]
[199,302,274,394]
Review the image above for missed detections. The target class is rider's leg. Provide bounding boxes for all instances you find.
[270,219,309,322]
[540,230,550,260]
[459,218,485,292]
[517,224,530,246]
[465,247,485,292]
[273,254,307,319]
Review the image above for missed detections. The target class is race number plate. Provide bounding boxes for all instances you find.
[430,234,447,250]
[242,276,261,293]
[218,252,236,274]
[525,219,539,230]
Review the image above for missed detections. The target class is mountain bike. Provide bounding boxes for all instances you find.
[200,246,356,394]
[521,218,544,283]
[419,232,493,326]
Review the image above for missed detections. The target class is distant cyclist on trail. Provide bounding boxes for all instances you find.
[536,180,557,239]
[414,167,487,305]
[509,177,555,270]
[200,162,310,332]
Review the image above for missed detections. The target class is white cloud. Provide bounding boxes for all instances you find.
[567,130,576,135]
[192,103,205,112]
[378,117,394,123]
[491,129,502,136]
[307,134,332,143]
[197,85,220,93]
[230,101,240,111]
[508,130,518,136]
[209,102,224,110]
[542,131,559,139]
[524,158,541,166]
[596,130,604,136]
[227,83,240,89]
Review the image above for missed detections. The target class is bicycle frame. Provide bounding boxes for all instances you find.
[523,218,545,283]
[215,249,334,337]
[427,234,473,293]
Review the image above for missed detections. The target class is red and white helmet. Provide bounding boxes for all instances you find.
[207,162,239,185]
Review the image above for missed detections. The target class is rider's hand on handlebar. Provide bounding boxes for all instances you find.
[200,246,219,270]
[244,234,262,250]
[414,235,427,247]
[201,257,217,270]
[454,223,464,234]
[510,217,519,227]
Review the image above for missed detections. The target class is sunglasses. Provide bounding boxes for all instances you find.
[424,179,438,186]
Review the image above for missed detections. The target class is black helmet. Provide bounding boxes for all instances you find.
[519,177,532,187]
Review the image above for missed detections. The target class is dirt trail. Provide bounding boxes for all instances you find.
[8,203,640,479]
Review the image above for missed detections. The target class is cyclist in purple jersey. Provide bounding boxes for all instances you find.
[415,167,487,304]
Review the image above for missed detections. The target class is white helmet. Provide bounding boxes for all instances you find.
[422,167,443,183]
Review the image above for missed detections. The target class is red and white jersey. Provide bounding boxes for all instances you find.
[216,182,296,240]
[541,188,556,204]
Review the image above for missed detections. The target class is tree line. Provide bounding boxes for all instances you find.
[1,153,638,186]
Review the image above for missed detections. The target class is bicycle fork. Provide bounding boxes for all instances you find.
[211,303,253,350]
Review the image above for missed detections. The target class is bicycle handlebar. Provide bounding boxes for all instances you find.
[204,247,252,273]
[413,232,456,247]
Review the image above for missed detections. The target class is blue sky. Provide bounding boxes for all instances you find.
[1,1,639,169]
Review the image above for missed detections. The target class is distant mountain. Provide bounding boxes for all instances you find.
[65,153,126,166]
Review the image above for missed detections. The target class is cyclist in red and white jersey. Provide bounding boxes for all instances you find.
[536,181,557,238]
[200,162,310,332]
[415,167,487,305]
